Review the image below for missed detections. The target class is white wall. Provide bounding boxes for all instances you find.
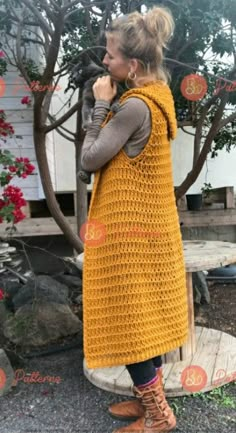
[0,65,42,200]
[172,127,236,194]
[49,73,78,192]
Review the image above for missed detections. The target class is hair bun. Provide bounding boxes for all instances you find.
[143,6,174,48]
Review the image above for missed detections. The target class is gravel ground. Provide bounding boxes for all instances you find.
[0,345,235,433]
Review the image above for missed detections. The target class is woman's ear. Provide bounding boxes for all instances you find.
[128,58,139,73]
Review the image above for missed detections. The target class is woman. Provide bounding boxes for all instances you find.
[81,6,188,433]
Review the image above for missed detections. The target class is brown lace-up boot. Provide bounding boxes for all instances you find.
[108,367,163,422]
[112,372,176,433]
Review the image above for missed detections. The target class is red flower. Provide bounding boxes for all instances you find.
[25,163,35,174]
[21,96,31,105]
[12,208,26,223]
[0,289,4,300]
[9,166,17,173]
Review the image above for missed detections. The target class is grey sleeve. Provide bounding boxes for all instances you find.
[80,97,149,172]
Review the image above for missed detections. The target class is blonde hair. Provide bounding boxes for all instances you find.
[106,6,175,84]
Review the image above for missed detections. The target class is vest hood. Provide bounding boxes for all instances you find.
[120,81,178,141]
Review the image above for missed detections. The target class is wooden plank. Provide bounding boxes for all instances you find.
[1,85,32,98]
[19,188,40,201]
[3,136,34,148]
[203,187,235,209]
[177,194,187,211]
[183,240,236,272]
[0,148,36,161]
[0,216,77,237]
[180,272,196,359]
[212,331,236,386]
[21,201,32,219]
[164,349,181,364]
[9,124,33,135]
[113,368,135,395]
[226,187,235,209]
[3,110,33,123]
[179,208,236,227]
[0,99,33,110]
[190,327,221,391]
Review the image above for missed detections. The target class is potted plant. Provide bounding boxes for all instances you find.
[201,182,213,205]
[186,192,203,211]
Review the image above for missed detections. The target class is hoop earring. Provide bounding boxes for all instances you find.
[128,71,137,81]
[125,71,137,89]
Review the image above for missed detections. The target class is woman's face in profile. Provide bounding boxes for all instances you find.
[103,35,131,82]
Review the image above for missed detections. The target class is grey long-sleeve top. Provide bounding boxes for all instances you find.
[80,97,151,172]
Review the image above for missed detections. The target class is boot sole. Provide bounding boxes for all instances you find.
[108,412,140,422]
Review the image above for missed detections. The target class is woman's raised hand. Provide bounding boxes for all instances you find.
[92,75,117,103]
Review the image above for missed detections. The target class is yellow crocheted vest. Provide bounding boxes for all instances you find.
[83,81,188,369]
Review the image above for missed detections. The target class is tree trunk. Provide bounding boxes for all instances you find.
[33,128,84,253]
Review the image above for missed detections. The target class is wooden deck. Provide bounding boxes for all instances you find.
[1,208,236,237]
[83,326,236,397]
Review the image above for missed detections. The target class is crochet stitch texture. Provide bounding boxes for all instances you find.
[82,81,188,369]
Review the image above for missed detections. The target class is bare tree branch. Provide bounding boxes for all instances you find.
[20,0,53,37]
[47,113,76,141]
[62,0,83,11]
[54,127,76,142]
[41,76,60,125]
[4,12,39,27]
[59,124,76,136]
[98,0,113,33]
[176,91,230,200]
[53,45,106,78]
[35,13,65,108]
[177,120,194,127]
[40,0,56,23]
[181,127,197,137]
[8,23,46,47]
[48,108,77,137]
[50,0,62,12]
[219,112,236,129]
[192,96,219,166]
[84,7,95,43]
[16,14,31,88]
[165,57,235,85]
[44,100,82,133]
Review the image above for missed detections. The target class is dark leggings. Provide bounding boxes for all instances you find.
[125,355,163,386]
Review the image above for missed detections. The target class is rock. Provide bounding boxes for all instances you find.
[53,274,82,291]
[0,303,12,327]
[74,253,84,271]
[0,276,22,299]
[12,275,69,310]
[75,294,83,304]
[75,294,83,321]
[3,302,82,347]
[62,257,83,277]
[0,348,14,397]
[53,274,82,302]
[193,271,210,304]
